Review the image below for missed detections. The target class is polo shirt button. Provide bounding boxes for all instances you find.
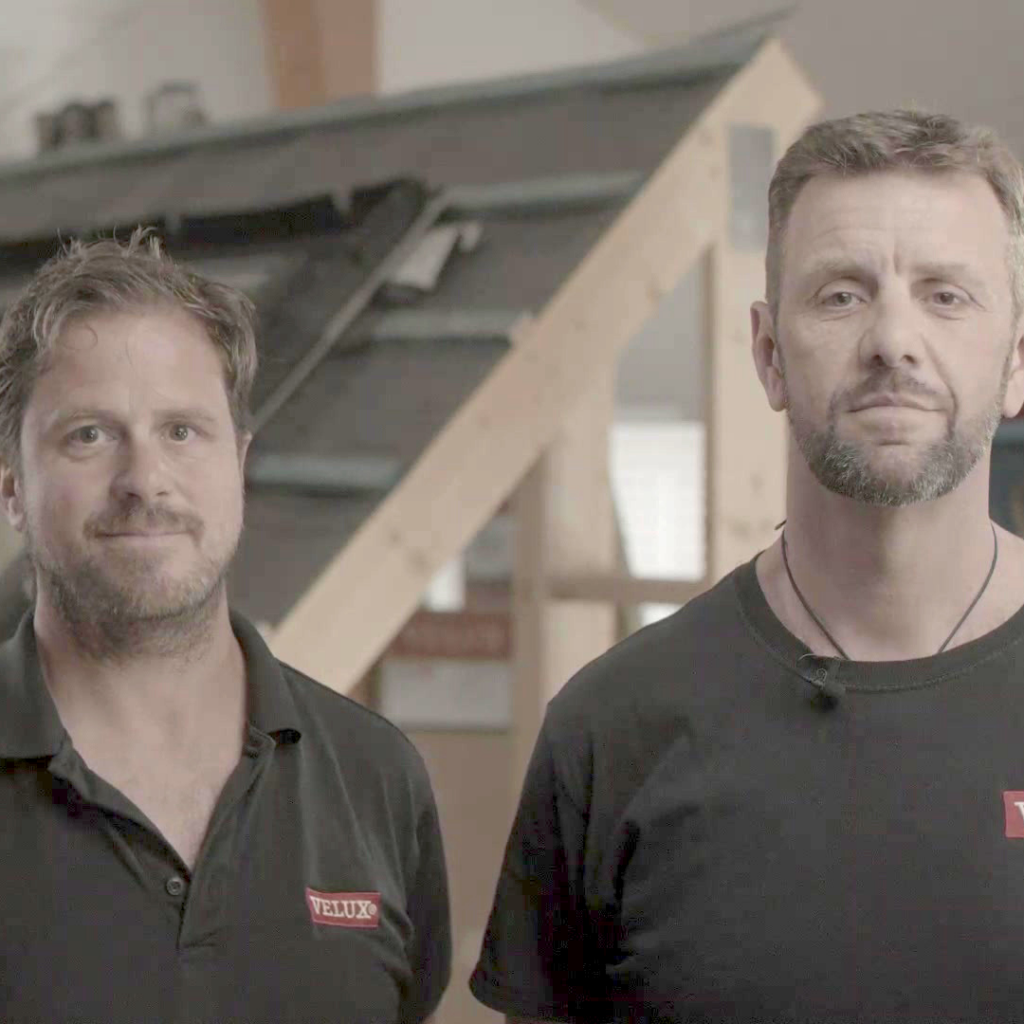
[166,875,187,897]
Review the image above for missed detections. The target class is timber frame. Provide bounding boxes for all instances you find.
[263,37,821,780]
[0,24,821,791]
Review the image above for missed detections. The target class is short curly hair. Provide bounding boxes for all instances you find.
[766,109,1024,320]
[0,227,258,469]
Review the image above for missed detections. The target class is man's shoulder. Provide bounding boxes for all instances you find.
[275,659,429,778]
[547,561,748,728]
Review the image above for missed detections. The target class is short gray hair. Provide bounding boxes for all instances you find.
[766,109,1024,320]
[0,227,258,469]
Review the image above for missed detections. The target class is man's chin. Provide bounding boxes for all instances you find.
[56,565,225,624]
[815,463,962,507]
[108,578,223,619]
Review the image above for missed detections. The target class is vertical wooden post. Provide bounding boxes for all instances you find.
[512,458,548,791]
[260,0,377,109]
[703,122,788,583]
[706,229,787,582]
[512,370,618,791]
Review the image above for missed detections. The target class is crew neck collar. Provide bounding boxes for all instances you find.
[734,550,1024,693]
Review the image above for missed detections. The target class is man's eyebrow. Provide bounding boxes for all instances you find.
[911,261,989,288]
[156,407,221,425]
[796,256,878,284]
[797,256,992,292]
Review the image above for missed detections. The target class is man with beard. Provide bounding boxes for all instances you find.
[0,232,450,1024]
[471,110,1024,1023]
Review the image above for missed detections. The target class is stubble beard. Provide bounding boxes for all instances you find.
[780,345,1013,508]
[26,515,239,663]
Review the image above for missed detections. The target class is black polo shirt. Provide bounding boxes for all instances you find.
[0,611,450,1024]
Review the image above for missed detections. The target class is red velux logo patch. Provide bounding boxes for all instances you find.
[305,888,381,928]
[1004,792,1024,838]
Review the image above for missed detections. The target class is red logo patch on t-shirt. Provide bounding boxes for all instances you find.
[305,888,381,928]
[1003,792,1024,838]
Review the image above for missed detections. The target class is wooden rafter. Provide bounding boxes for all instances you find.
[269,39,821,696]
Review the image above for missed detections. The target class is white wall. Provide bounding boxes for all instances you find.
[584,0,1024,160]
[0,0,643,163]
[377,0,643,94]
[0,0,272,161]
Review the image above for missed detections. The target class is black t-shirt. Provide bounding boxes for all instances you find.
[471,551,1024,1023]
[0,612,450,1024]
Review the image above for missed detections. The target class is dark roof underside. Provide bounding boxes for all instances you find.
[0,18,775,631]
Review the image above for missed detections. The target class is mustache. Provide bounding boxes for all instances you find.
[86,502,203,537]
[845,370,938,407]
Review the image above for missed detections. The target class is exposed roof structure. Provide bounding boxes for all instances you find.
[0,12,821,691]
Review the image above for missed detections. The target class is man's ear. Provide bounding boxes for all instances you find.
[0,461,25,533]
[751,301,787,412]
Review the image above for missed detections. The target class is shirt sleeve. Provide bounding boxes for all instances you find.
[399,770,452,1024]
[469,720,611,1023]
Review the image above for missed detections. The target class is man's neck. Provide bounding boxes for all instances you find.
[33,597,247,755]
[760,469,1023,661]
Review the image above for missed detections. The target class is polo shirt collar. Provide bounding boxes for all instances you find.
[0,613,65,758]
[231,611,303,745]
[0,610,303,760]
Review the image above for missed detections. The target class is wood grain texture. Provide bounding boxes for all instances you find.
[269,40,821,695]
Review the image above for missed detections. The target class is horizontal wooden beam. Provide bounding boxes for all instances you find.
[548,574,707,606]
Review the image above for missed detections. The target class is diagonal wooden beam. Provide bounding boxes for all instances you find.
[269,39,821,694]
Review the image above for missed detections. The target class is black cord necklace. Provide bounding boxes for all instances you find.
[779,521,999,659]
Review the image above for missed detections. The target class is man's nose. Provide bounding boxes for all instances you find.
[860,288,925,367]
[110,437,172,503]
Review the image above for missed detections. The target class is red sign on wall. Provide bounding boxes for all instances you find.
[389,610,511,660]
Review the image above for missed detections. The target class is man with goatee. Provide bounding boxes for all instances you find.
[472,109,1024,1023]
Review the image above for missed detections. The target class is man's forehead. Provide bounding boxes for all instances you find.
[788,168,1007,233]
[38,310,223,376]
[784,170,1012,271]
[25,309,233,420]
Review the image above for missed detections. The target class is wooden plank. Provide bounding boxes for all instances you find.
[511,458,548,789]
[270,40,822,694]
[707,244,788,581]
[541,369,619,689]
[703,42,821,582]
[260,0,375,110]
[315,0,377,100]
[548,574,707,605]
[512,370,618,790]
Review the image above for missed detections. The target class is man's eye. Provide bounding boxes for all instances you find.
[933,290,962,306]
[823,291,858,308]
[169,424,192,442]
[70,425,103,444]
